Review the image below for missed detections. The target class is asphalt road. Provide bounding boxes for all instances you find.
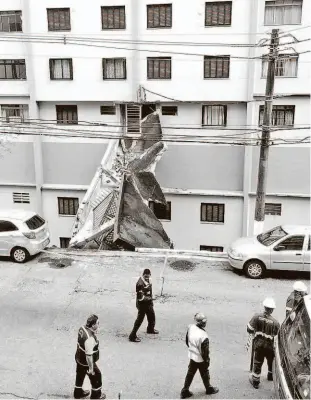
[0,251,308,399]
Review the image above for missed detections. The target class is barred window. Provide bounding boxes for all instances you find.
[262,55,298,77]
[162,106,178,116]
[205,2,232,26]
[202,105,227,126]
[100,105,116,115]
[149,201,171,220]
[0,59,26,80]
[264,0,302,25]
[56,105,78,124]
[147,57,171,79]
[259,105,295,126]
[49,59,73,80]
[101,6,126,29]
[58,197,79,216]
[201,203,225,223]
[1,104,28,122]
[200,245,224,252]
[204,56,230,78]
[265,203,282,216]
[60,237,71,248]
[147,4,172,28]
[47,8,71,31]
[102,58,126,79]
[0,10,22,32]
[13,192,30,204]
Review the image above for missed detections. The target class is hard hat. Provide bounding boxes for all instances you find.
[293,281,307,292]
[194,312,207,323]
[263,297,276,309]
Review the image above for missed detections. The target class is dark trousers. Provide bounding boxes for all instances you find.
[182,360,211,392]
[129,303,155,339]
[252,347,274,383]
[74,362,102,399]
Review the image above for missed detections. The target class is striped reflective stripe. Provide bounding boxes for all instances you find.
[75,386,83,389]
[82,326,90,338]
[254,332,274,340]
[247,323,255,332]
[252,372,261,378]
[286,307,292,311]
[92,386,102,391]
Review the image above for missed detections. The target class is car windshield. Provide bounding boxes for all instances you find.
[257,226,287,246]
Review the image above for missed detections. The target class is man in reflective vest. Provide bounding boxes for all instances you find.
[180,313,219,399]
[74,315,106,399]
[247,298,280,389]
[286,281,307,317]
[129,268,159,342]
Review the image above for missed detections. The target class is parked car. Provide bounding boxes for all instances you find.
[227,225,310,279]
[0,210,50,263]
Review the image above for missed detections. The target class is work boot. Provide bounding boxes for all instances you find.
[129,336,141,342]
[146,329,159,334]
[249,375,259,389]
[267,372,273,381]
[206,386,219,395]
[74,390,90,399]
[180,389,193,399]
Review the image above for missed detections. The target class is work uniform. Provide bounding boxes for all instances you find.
[129,276,156,339]
[286,291,303,317]
[247,313,280,384]
[181,324,211,395]
[74,325,103,399]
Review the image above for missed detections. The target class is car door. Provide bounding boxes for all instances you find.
[0,220,20,256]
[271,235,305,271]
[303,235,310,271]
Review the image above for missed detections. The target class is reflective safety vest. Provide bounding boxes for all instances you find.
[75,326,99,366]
[187,324,208,363]
[247,313,280,350]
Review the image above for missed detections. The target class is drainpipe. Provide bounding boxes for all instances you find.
[131,0,140,102]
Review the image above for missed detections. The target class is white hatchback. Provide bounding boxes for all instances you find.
[0,210,50,263]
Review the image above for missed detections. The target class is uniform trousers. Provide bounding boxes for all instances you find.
[74,362,102,399]
[252,347,274,383]
[129,303,155,339]
[182,360,211,393]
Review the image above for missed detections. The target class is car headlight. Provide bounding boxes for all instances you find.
[230,248,243,259]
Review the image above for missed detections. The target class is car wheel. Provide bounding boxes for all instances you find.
[244,260,266,279]
[11,247,30,263]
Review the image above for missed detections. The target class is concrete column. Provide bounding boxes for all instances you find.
[131,0,140,101]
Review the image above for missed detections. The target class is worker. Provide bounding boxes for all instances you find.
[180,313,219,399]
[74,315,106,399]
[286,281,308,317]
[247,298,280,389]
[128,268,159,342]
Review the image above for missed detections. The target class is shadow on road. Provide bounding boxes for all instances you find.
[230,267,309,281]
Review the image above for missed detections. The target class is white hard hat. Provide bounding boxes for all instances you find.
[263,297,276,309]
[293,281,307,292]
[194,312,207,323]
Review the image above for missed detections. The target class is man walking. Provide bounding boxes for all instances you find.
[74,315,106,399]
[247,298,280,389]
[180,313,219,399]
[129,268,159,342]
[286,281,307,317]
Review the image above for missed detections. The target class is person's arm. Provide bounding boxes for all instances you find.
[85,337,95,375]
[286,295,293,316]
[201,338,210,367]
[247,315,257,334]
[185,330,189,347]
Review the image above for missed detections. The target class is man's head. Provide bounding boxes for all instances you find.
[86,314,99,332]
[263,298,276,315]
[194,312,207,328]
[143,268,151,281]
[293,281,307,299]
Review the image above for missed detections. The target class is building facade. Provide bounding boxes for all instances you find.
[0,0,310,250]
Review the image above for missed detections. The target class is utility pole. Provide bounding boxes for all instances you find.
[253,29,279,235]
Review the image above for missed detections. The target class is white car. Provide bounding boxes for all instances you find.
[0,210,50,263]
[228,225,311,279]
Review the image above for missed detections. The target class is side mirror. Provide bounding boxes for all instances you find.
[274,245,285,251]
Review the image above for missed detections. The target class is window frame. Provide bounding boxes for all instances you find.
[101,6,126,30]
[204,55,230,79]
[161,106,178,116]
[1,104,28,122]
[200,203,225,223]
[0,10,22,32]
[147,57,172,80]
[202,104,227,126]
[264,0,303,26]
[56,105,78,125]
[60,237,71,248]
[264,203,282,216]
[13,192,30,204]
[0,59,26,80]
[100,105,117,115]
[147,4,172,29]
[102,58,127,80]
[259,105,295,127]
[261,54,298,78]
[47,8,71,32]
[200,245,224,252]
[274,235,305,251]
[149,201,171,221]
[205,1,232,27]
[58,197,79,216]
[49,58,73,80]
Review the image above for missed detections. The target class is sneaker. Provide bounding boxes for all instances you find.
[206,386,219,395]
[146,329,159,334]
[180,390,193,399]
[74,390,90,399]
[129,336,141,342]
[249,375,259,389]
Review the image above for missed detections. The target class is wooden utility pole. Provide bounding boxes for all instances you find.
[253,29,279,235]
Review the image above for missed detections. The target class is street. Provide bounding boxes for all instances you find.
[0,251,308,399]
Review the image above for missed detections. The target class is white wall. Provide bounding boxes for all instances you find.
[0,186,37,211]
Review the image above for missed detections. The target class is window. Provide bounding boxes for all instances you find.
[204,56,230,78]
[101,6,126,30]
[60,237,71,248]
[200,245,224,252]
[1,104,28,122]
[262,55,298,77]
[276,235,305,251]
[265,203,282,216]
[0,59,26,80]
[201,203,225,223]
[49,59,73,80]
[259,105,295,126]
[100,105,116,115]
[26,215,45,230]
[147,4,172,28]
[0,220,18,232]
[0,10,22,32]
[13,192,30,204]
[147,57,171,79]
[161,106,178,116]
[202,105,227,126]
[102,58,126,80]
[56,105,78,124]
[205,2,232,26]
[58,197,79,216]
[264,0,303,25]
[149,201,171,220]
[47,8,71,31]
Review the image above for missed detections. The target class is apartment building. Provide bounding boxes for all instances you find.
[0,0,310,250]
